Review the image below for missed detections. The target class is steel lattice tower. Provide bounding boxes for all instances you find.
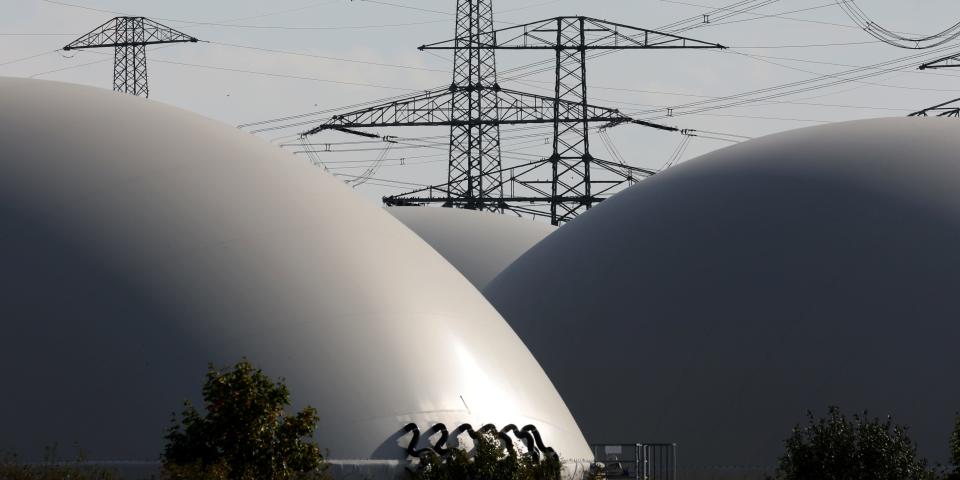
[302,12,723,224]
[64,17,198,98]
[448,0,504,211]
[420,16,724,223]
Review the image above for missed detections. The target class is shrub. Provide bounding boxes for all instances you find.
[769,406,933,480]
[949,413,960,480]
[162,359,326,480]
[413,431,561,480]
[0,445,117,480]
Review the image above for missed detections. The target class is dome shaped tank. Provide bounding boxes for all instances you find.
[387,206,556,289]
[484,118,960,478]
[0,78,591,471]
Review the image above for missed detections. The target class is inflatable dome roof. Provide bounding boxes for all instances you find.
[0,77,591,465]
[485,118,960,476]
[387,206,555,289]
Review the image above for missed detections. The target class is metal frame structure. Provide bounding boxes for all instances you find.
[911,53,960,117]
[449,0,502,211]
[418,17,723,223]
[591,443,679,480]
[302,9,723,224]
[64,17,198,97]
[909,96,960,117]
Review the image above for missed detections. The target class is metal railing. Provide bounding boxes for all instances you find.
[590,443,678,480]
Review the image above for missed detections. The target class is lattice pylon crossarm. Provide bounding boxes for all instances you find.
[64,17,197,50]
[301,87,641,134]
[920,53,960,70]
[420,16,726,51]
[908,97,960,117]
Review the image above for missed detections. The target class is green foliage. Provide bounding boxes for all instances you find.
[162,359,327,480]
[770,406,934,480]
[949,413,960,480]
[0,445,117,480]
[412,431,561,480]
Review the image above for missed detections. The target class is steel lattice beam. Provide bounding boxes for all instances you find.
[448,0,502,211]
[919,53,960,70]
[64,17,198,97]
[418,16,725,51]
[909,97,960,117]
[913,55,960,117]
[303,87,643,132]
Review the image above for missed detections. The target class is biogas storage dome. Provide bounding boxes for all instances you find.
[0,78,591,470]
[387,206,556,289]
[484,118,960,479]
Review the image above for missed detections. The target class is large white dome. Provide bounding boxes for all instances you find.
[387,207,556,289]
[0,78,590,466]
[484,118,960,476]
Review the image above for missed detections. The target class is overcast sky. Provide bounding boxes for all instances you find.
[4,0,960,207]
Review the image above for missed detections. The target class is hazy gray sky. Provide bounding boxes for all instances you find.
[3,0,960,206]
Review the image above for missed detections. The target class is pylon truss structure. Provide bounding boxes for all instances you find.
[304,86,674,218]
[911,52,960,117]
[64,17,198,97]
[421,16,725,51]
[303,87,666,132]
[303,16,722,224]
[919,52,960,70]
[445,0,502,212]
[909,97,960,117]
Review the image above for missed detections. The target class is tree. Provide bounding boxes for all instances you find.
[413,431,562,480]
[949,413,960,480]
[162,360,326,480]
[770,406,933,480]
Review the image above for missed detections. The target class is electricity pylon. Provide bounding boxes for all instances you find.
[417,16,724,223]
[64,17,198,98]
[303,11,724,224]
[448,0,503,212]
[308,0,509,213]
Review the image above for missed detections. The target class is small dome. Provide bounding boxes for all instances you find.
[387,206,555,289]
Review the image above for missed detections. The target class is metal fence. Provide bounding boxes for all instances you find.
[590,443,678,480]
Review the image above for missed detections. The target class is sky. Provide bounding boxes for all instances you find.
[3,0,960,208]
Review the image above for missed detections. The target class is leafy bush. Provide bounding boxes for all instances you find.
[413,431,561,480]
[769,406,934,480]
[162,359,327,480]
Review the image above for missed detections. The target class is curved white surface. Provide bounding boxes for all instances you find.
[387,207,556,289]
[485,118,960,470]
[0,78,590,463]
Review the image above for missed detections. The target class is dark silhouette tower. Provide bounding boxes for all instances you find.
[420,16,724,223]
[64,17,198,98]
[448,0,504,211]
[302,9,722,224]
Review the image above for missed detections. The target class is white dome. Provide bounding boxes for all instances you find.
[484,118,960,474]
[387,207,556,289]
[0,78,590,464]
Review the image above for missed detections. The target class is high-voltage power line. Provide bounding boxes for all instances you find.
[834,0,960,50]
[302,2,724,225]
[64,17,198,97]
